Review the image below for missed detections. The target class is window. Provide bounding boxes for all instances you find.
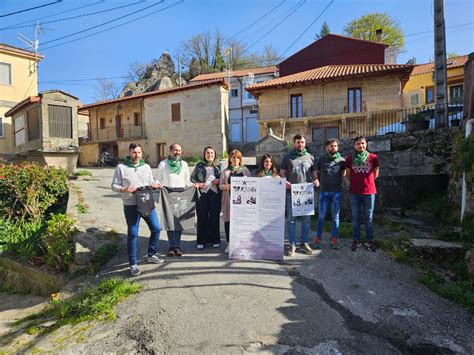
[426,87,434,104]
[250,108,258,114]
[48,105,72,138]
[171,103,181,122]
[290,94,303,118]
[0,62,12,85]
[449,84,463,102]
[348,88,362,113]
[312,126,340,144]
[231,89,238,97]
[410,94,419,106]
[133,112,141,126]
[100,117,106,129]
[27,107,40,141]
[14,114,26,146]
[0,117,4,138]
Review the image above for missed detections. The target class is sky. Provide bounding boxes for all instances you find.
[1,0,473,104]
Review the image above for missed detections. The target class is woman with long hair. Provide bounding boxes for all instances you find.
[191,146,222,250]
[219,150,251,253]
[255,153,279,177]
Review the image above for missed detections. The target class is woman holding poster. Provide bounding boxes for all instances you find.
[219,150,251,253]
[256,153,279,178]
[191,146,222,250]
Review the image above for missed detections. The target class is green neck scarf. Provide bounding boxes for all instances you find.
[167,156,182,174]
[327,152,342,161]
[353,150,369,166]
[263,169,273,176]
[124,156,145,171]
[292,148,308,158]
[199,159,214,167]
[228,165,242,174]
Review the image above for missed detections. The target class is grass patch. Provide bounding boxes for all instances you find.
[76,203,89,214]
[17,277,141,332]
[309,216,353,239]
[375,216,406,232]
[89,243,119,272]
[74,170,92,177]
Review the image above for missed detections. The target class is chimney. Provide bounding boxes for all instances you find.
[375,29,383,42]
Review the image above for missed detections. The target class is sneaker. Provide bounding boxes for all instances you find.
[313,237,322,249]
[213,243,220,248]
[147,254,164,264]
[330,237,339,250]
[287,244,296,257]
[351,240,361,251]
[366,240,377,252]
[167,247,176,257]
[301,243,315,255]
[197,244,204,250]
[174,247,184,257]
[130,265,141,276]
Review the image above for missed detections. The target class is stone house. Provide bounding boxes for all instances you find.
[79,78,229,167]
[0,43,44,156]
[246,64,414,144]
[403,54,469,108]
[191,66,278,144]
[4,90,81,171]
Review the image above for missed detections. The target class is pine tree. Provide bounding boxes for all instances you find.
[315,21,330,40]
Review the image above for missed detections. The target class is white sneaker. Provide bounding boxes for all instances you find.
[213,243,220,248]
[147,255,164,264]
[225,245,229,254]
[197,244,204,250]
[130,265,141,276]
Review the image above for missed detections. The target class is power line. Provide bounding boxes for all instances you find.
[41,1,184,51]
[245,0,306,52]
[280,0,334,57]
[0,0,62,18]
[0,0,104,30]
[39,76,128,83]
[228,0,286,41]
[39,0,166,47]
[404,22,474,37]
[1,1,146,31]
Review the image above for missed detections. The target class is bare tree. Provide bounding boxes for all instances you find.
[93,77,121,101]
[126,61,148,82]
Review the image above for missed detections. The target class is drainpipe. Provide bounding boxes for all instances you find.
[461,119,474,221]
[237,77,244,143]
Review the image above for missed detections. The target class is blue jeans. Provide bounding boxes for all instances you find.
[349,194,375,241]
[124,205,161,266]
[316,191,341,239]
[286,194,310,245]
[167,230,182,248]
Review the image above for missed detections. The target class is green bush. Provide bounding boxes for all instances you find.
[0,162,68,220]
[0,217,45,259]
[42,214,76,271]
[74,170,92,177]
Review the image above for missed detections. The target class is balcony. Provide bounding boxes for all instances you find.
[83,123,145,143]
[259,93,403,121]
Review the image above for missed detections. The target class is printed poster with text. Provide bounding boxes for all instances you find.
[291,183,315,217]
[229,177,286,261]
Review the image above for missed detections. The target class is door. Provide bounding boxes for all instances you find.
[245,116,260,142]
[115,114,122,138]
[156,143,166,166]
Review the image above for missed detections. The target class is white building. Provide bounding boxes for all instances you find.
[192,66,278,143]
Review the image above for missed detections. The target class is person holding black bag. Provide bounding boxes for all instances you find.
[191,146,222,250]
[111,143,163,276]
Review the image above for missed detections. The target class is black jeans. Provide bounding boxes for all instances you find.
[196,191,221,245]
[224,221,230,243]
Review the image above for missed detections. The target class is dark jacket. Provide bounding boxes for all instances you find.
[190,162,222,184]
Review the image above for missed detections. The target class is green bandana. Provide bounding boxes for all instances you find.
[327,152,342,161]
[353,150,369,166]
[199,159,214,167]
[124,156,145,171]
[292,148,308,158]
[167,156,182,174]
[263,170,273,176]
[228,165,242,174]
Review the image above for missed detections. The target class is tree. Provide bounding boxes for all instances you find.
[343,13,404,49]
[315,21,330,40]
[126,61,148,82]
[447,51,460,59]
[93,77,121,101]
[247,45,281,67]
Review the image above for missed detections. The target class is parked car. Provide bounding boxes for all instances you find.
[99,151,118,167]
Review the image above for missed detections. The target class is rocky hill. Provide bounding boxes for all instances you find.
[119,52,185,98]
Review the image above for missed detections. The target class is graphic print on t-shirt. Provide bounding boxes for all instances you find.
[352,161,372,174]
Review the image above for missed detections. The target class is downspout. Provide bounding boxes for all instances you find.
[237,77,244,142]
[461,119,474,222]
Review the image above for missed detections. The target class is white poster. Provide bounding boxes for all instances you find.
[229,177,286,261]
[291,183,315,216]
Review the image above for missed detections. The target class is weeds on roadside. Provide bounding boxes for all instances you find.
[89,244,119,272]
[74,170,92,177]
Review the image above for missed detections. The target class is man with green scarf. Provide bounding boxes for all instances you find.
[313,138,346,250]
[156,143,193,257]
[345,136,380,252]
[280,134,318,257]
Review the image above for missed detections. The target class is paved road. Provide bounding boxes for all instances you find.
[37,168,474,353]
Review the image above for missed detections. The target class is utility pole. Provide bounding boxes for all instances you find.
[178,56,182,86]
[433,0,448,128]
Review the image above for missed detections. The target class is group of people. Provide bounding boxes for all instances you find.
[112,134,379,276]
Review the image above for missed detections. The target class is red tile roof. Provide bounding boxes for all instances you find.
[246,64,414,93]
[81,78,228,109]
[411,55,469,75]
[190,66,278,81]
